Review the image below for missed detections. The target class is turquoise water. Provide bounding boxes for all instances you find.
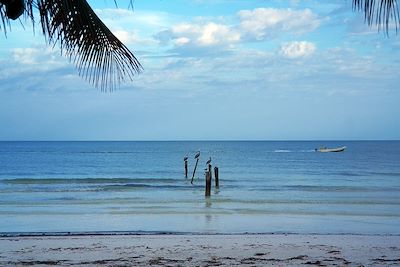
[0,141,399,234]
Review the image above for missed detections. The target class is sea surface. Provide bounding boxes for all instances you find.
[0,141,399,235]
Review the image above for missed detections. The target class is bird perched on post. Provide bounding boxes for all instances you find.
[191,151,201,184]
[184,156,188,161]
[206,157,213,180]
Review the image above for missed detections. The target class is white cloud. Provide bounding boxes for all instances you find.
[12,48,45,65]
[174,37,191,46]
[113,30,142,45]
[0,46,81,89]
[280,41,316,58]
[324,47,380,78]
[198,23,240,46]
[238,8,320,40]
[155,7,320,52]
[11,47,65,66]
[170,22,240,47]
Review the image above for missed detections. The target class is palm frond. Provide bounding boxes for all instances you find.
[25,0,36,24]
[353,0,400,33]
[0,4,10,35]
[35,0,142,91]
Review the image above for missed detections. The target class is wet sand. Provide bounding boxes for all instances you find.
[1,234,399,266]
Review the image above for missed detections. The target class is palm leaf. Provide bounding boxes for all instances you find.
[353,0,400,33]
[0,4,10,35]
[35,0,142,91]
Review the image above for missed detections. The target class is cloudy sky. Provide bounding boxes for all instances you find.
[0,0,399,140]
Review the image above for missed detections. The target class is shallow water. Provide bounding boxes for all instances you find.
[0,141,399,234]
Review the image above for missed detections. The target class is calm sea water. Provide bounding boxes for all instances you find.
[0,141,399,234]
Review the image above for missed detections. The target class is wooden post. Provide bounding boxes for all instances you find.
[191,158,199,184]
[208,164,212,181]
[205,171,211,197]
[184,159,188,179]
[214,167,219,188]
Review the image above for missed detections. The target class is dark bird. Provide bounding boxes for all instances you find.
[191,151,201,184]
[206,157,212,165]
[184,156,188,161]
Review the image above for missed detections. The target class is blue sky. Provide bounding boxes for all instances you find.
[0,0,399,140]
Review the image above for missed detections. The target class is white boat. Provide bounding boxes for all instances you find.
[316,146,346,153]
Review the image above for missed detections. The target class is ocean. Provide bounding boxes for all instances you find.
[0,141,399,235]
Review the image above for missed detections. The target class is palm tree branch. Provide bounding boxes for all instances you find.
[353,0,400,33]
[0,4,10,35]
[37,0,142,91]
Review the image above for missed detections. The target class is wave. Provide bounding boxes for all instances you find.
[273,149,315,153]
[306,171,400,177]
[2,197,400,206]
[305,171,365,177]
[365,171,400,177]
[0,177,205,193]
[1,209,399,217]
[251,185,400,192]
[273,150,292,153]
[0,178,182,185]
[97,183,196,191]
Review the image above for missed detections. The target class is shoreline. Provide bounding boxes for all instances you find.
[2,230,400,238]
[1,234,399,266]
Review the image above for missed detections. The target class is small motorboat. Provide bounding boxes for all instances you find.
[315,146,346,153]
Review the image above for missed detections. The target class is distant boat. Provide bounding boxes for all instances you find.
[316,146,346,153]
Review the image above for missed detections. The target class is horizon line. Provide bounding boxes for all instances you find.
[0,139,399,142]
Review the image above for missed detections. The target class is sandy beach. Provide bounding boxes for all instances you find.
[0,234,399,266]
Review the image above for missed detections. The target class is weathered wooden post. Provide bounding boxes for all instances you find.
[214,166,219,188]
[184,156,188,179]
[206,157,212,181]
[205,170,211,197]
[191,151,200,184]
